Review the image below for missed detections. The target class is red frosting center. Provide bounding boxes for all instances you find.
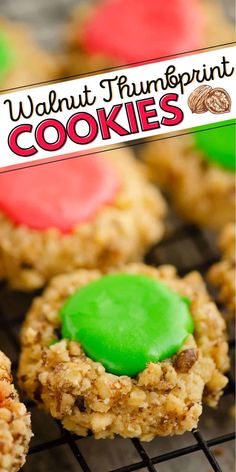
[0,156,119,233]
[82,0,204,64]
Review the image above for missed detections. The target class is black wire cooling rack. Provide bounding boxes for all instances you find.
[0,218,235,472]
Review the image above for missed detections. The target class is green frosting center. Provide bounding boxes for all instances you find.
[193,120,235,172]
[0,32,13,81]
[60,273,194,377]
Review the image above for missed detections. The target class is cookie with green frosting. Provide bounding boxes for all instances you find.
[19,264,229,440]
[0,20,56,91]
[60,273,193,376]
[144,119,235,229]
[0,31,14,81]
[194,120,235,172]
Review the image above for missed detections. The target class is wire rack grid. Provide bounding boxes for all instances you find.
[0,219,235,472]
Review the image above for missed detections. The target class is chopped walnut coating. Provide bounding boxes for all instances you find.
[0,352,32,472]
[208,224,235,315]
[18,264,229,440]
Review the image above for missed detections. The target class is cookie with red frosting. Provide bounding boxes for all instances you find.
[0,148,166,290]
[0,19,56,91]
[64,0,234,76]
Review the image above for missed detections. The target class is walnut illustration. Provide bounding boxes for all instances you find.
[188,85,212,113]
[205,88,231,114]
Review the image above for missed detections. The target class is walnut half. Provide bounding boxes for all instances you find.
[174,349,199,373]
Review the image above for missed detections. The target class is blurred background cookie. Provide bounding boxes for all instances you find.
[0,18,57,90]
[62,0,235,76]
[144,122,235,229]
